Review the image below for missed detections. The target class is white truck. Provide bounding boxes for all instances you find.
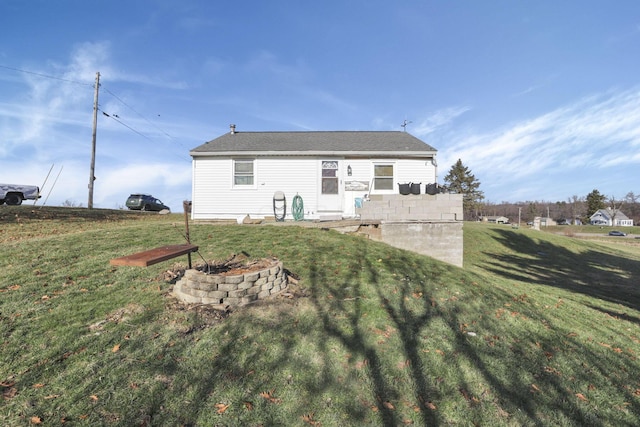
[0,183,41,205]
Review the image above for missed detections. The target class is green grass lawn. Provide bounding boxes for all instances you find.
[1,207,639,426]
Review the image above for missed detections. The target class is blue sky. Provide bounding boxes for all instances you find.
[1,1,639,210]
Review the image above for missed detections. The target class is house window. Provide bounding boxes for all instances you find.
[233,159,254,186]
[373,164,394,190]
[321,161,339,194]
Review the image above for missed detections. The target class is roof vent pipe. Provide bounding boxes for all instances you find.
[230,124,236,134]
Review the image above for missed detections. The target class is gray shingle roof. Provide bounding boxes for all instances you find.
[190,131,437,157]
[591,208,631,221]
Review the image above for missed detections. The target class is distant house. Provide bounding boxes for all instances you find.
[189,127,438,221]
[555,218,582,225]
[483,216,509,224]
[589,208,634,227]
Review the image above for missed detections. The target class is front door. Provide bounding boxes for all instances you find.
[317,160,343,214]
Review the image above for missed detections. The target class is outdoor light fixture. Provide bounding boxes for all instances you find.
[347,165,352,176]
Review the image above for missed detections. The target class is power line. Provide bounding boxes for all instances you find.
[1,63,192,161]
[102,87,175,141]
[100,85,193,158]
[0,64,93,87]
[100,109,154,141]
[99,108,191,162]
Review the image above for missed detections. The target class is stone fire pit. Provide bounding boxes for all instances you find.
[172,256,287,307]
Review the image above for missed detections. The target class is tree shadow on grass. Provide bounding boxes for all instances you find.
[477,228,640,314]
[15,226,639,425]
[299,236,619,425]
[145,232,451,425]
[121,228,640,425]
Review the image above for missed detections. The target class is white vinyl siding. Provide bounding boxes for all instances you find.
[193,157,319,220]
[394,159,437,188]
[192,156,438,220]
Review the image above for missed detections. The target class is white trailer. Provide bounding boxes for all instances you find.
[0,184,41,205]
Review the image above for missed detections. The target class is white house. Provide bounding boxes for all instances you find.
[190,127,438,221]
[482,216,510,224]
[589,208,634,227]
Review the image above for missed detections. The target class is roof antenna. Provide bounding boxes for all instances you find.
[401,119,412,132]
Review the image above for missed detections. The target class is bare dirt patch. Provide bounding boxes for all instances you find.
[88,303,146,331]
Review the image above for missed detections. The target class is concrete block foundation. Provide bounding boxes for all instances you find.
[356,193,464,267]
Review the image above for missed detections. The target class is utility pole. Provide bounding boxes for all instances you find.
[518,207,521,227]
[88,71,100,209]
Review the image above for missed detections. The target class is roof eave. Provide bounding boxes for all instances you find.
[190,150,437,157]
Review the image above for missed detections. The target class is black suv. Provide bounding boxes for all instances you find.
[125,194,170,212]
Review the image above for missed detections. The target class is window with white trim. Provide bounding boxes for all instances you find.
[373,164,394,190]
[233,159,254,186]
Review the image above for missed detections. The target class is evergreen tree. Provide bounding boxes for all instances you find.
[443,159,484,220]
[585,189,606,217]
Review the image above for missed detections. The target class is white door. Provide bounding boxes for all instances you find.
[317,160,343,213]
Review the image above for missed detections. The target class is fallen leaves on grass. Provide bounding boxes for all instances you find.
[576,393,588,402]
[259,389,282,404]
[215,403,229,414]
[61,347,87,360]
[30,416,43,424]
[355,359,369,369]
[398,359,410,369]
[2,386,17,400]
[90,304,146,331]
[459,388,480,406]
[544,366,562,376]
[112,344,120,353]
[382,401,395,410]
[302,412,320,426]
[599,342,624,353]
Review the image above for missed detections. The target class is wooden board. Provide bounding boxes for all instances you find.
[110,244,198,267]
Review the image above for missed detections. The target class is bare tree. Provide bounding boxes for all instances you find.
[607,195,624,226]
[568,195,584,224]
[624,191,639,224]
[62,199,83,208]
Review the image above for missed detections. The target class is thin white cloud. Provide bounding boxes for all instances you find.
[97,162,191,201]
[244,50,307,82]
[439,87,640,182]
[512,84,542,97]
[1,42,196,209]
[413,106,471,135]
